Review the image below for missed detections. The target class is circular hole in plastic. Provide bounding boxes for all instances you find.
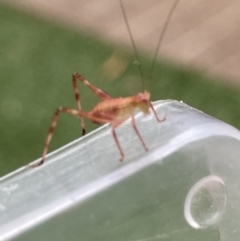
[184,175,227,229]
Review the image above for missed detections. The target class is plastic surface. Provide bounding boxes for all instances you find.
[0,100,240,241]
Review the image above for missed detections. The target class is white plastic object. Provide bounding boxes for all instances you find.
[0,100,240,241]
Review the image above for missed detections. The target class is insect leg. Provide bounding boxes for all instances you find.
[72,73,113,136]
[112,122,125,162]
[131,115,148,151]
[73,73,113,101]
[72,74,86,136]
[150,102,166,123]
[30,108,118,168]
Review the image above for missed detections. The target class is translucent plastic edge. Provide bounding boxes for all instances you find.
[1,120,240,241]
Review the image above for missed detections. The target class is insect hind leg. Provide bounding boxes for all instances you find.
[72,73,113,136]
[30,108,116,168]
[29,107,93,168]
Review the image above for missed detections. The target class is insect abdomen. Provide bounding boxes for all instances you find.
[92,97,136,120]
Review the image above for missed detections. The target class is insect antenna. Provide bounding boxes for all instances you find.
[119,0,146,90]
[149,0,180,81]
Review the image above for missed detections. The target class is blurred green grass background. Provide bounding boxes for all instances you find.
[0,3,240,176]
